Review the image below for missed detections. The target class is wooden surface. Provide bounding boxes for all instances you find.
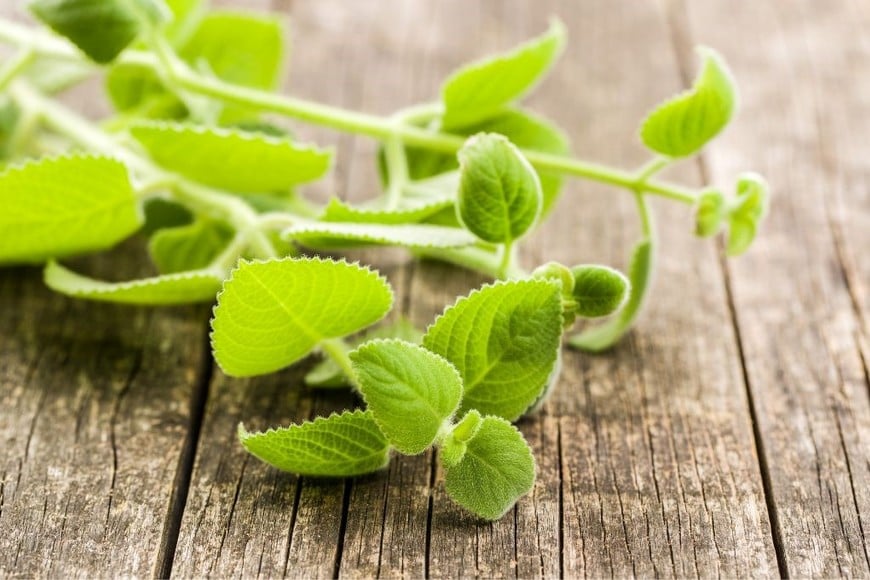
[1,0,868,577]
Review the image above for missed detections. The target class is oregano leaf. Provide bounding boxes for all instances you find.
[457,133,542,245]
[443,415,535,520]
[282,221,477,250]
[30,0,166,64]
[351,339,462,455]
[726,172,769,256]
[43,260,223,304]
[0,155,142,264]
[695,189,726,238]
[320,196,454,225]
[423,279,563,421]
[238,410,391,477]
[305,319,423,388]
[148,219,234,274]
[570,265,630,318]
[211,257,393,377]
[640,47,737,157]
[130,122,332,192]
[441,19,566,129]
[569,239,654,352]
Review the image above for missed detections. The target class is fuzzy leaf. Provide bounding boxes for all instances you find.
[695,189,726,238]
[457,133,542,244]
[148,219,233,274]
[130,122,331,192]
[305,319,422,388]
[727,172,769,256]
[30,0,166,64]
[283,221,477,250]
[640,47,737,157]
[571,265,630,318]
[211,257,393,377]
[351,339,462,454]
[570,239,654,352]
[443,415,535,520]
[320,196,453,225]
[43,261,223,304]
[0,155,142,264]
[239,410,391,477]
[441,19,566,129]
[423,279,563,421]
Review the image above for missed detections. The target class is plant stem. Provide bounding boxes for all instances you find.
[383,130,409,210]
[497,242,515,280]
[0,17,699,205]
[319,338,358,388]
[416,246,528,280]
[0,48,35,92]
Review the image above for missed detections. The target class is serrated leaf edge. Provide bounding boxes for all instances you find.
[44,260,224,296]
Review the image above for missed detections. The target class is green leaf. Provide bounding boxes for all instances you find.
[211,257,393,377]
[148,219,233,274]
[570,265,630,318]
[320,196,453,225]
[30,0,167,64]
[640,47,737,157]
[423,279,563,421]
[351,339,462,454]
[456,133,542,244]
[239,410,391,477]
[43,260,223,305]
[180,11,284,107]
[569,239,654,352]
[0,155,142,264]
[130,122,332,192]
[282,221,477,250]
[443,415,535,520]
[305,319,422,388]
[106,63,186,120]
[726,172,769,256]
[163,0,205,45]
[441,19,566,129]
[141,197,193,235]
[440,409,483,468]
[695,189,726,238]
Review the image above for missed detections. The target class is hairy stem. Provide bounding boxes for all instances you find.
[319,338,359,388]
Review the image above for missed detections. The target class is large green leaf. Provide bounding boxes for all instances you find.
[239,410,391,477]
[423,279,563,421]
[44,261,223,304]
[211,257,393,377]
[640,47,737,157]
[148,219,234,274]
[130,122,331,192]
[351,339,462,455]
[443,415,535,520]
[283,221,477,250]
[456,133,542,244]
[441,19,566,129]
[0,155,142,264]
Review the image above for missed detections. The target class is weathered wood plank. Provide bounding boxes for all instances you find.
[0,250,209,578]
[680,0,870,576]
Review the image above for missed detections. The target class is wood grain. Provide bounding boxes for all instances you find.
[678,0,870,576]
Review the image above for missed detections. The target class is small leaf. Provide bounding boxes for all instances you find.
[30,0,166,64]
[695,189,726,238]
[443,415,535,521]
[351,339,462,455]
[148,220,233,274]
[106,63,186,120]
[239,410,391,477]
[640,47,737,157]
[130,122,332,192]
[423,279,563,421]
[440,409,483,468]
[211,257,393,377]
[43,261,223,305]
[283,221,477,250]
[569,239,654,352]
[571,265,630,318]
[320,197,454,225]
[441,19,566,129]
[0,155,142,264]
[726,172,769,256]
[457,133,542,244]
[305,319,423,388]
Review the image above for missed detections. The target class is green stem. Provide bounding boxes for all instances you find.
[416,246,527,280]
[319,338,358,388]
[497,241,515,280]
[383,130,409,210]
[0,48,35,92]
[0,18,698,205]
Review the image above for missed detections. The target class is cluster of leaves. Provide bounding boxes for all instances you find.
[0,0,768,519]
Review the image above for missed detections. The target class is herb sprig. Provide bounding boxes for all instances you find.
[0,0,768,520]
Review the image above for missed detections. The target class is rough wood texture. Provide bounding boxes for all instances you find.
[1,0,869,577]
